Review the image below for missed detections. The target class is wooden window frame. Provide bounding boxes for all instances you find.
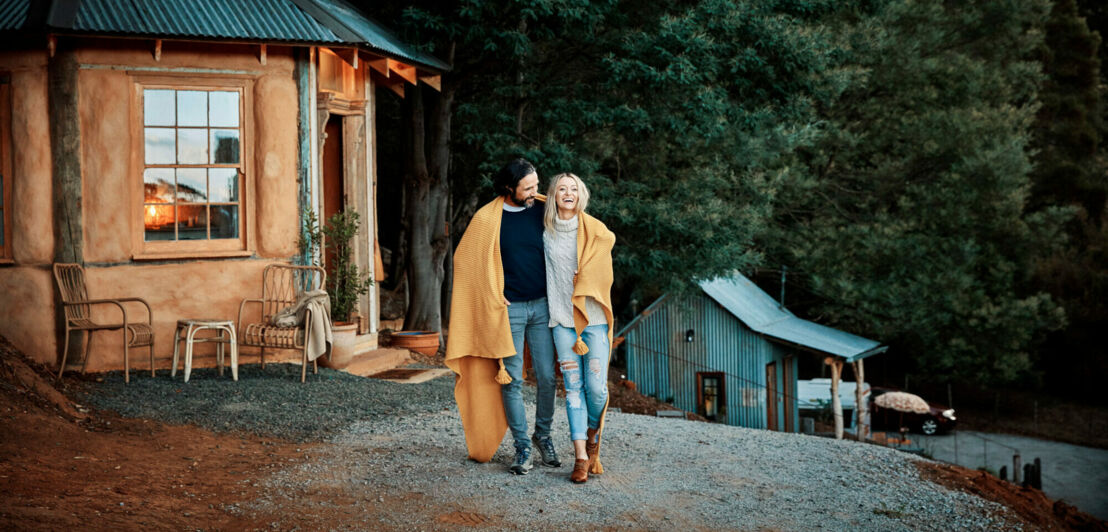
[0,72,11,262]
[696,371,725,422]
[131,74,255,260]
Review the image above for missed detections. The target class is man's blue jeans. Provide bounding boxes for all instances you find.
[552,324,609,441]
[502,298,557,452]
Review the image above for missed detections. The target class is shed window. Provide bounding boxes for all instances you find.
[135,79,251,258]
[0,73,11,260]
[697,372,725,422]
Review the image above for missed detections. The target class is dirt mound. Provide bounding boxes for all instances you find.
[917,461,1108,531]
[0,336,308,530]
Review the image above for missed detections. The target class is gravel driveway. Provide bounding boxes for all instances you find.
[78,365,1024,531]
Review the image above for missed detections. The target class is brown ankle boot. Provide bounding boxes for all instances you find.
[571,459,589,483]
[585,428,600,470]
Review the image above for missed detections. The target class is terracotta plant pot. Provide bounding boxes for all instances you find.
[389,330,440,356]
[323,321,358,369]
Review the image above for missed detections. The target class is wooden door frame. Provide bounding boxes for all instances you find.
[783,356,795,432]
[766,362,778,431]
[696,371,725,422]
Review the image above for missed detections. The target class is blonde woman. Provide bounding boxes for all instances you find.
[543,173,616,483]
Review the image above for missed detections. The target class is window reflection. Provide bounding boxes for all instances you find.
[210,129,239,164]
[143,88,241,242]
[144,90,175,126]
[144,128,175,164]
[209,91,239,127]
[175,168,207,202]
[177,91,207,127]
[209,168,238,202]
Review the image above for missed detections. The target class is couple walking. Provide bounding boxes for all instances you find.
[445,158,616,484]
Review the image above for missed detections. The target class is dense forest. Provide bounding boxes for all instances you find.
[360,0,1106,400]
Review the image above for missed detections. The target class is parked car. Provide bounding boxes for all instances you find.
[867,387,956,435]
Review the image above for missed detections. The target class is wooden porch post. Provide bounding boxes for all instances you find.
[825,357,844,439]
[48,44,84,367]
[854,359,867,441]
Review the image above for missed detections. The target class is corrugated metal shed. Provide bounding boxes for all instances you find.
[0,0,449,72]
[622,292,797,431]
[697,273,886,362]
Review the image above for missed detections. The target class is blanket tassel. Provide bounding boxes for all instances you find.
[494,358,512,384]
[573,337,589,355]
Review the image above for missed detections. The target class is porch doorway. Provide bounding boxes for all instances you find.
[321,115,344,270]
[697,372,725,422]
[766,362,778,431]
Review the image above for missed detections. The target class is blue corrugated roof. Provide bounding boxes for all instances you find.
[305,0,450,71]
[73,0,343,43]
[0,0,26,30]
[0,0,448,72]
[698,273,886,361]
[698,273,885,361]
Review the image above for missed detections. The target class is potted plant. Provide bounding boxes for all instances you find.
[301,209,374,368]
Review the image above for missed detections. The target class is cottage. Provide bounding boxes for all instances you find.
[0,0,447,375]
[619,272,886,435]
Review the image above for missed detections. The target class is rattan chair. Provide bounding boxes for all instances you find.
[53,263,155,383]
[236,264,326,382]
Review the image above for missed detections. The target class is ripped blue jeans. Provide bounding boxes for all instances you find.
[552,324,609,441]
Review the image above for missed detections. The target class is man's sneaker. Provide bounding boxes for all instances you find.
[531,435,562,467]
[509,447,533,475]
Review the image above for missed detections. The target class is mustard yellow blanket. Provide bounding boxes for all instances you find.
[445,195,521,462]
[571,212,616,473]
[445,196,616,471]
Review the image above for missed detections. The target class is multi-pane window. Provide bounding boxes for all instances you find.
[142,88,242,242]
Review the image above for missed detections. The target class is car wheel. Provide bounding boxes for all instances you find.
[920,419,939,435]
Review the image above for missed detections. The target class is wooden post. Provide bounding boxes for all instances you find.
[48,44,84,367]
[826,357,844,440]
[854,359,867,441]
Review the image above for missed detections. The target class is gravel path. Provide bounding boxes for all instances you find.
[77,364,1025,531]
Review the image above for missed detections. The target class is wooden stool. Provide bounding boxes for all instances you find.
[171,319,238,383]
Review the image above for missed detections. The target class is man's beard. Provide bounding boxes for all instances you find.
[511,189,535,207]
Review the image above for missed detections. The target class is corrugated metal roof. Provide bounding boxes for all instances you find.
[0,0,27,30]
[305,0,451,71]
[0,0,449,72]
[72,0,342,43]
[698,273,886,361]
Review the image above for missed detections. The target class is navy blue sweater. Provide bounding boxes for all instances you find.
[500,205,547,302]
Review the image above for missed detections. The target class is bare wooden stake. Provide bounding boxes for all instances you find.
[47,35,56,58]
[154,39,162,61]
[259,44,267,65]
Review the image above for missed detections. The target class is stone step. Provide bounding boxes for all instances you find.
[341,348,411,378]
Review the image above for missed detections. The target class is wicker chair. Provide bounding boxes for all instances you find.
[53,263,155,383]
[237,264,326,382]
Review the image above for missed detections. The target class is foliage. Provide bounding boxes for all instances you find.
[394,0,839,305]
[764,0,1067,384]
[1028,0,1108,397]
[301,209,374,323]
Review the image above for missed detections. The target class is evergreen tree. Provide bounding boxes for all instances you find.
[1031,0,1108,399]
[768,0,1066,384]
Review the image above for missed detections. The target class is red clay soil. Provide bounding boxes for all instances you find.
[916,461,1108,532]
[0,337,326,530]
[1,335,1104,531]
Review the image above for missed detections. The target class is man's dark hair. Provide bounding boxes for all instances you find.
[493,158,536,197]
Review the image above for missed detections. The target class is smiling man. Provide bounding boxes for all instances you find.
[445,158,561,475]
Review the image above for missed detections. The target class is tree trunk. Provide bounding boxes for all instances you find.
[403,82,453,337]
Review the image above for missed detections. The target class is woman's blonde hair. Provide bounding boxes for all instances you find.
[544,173,590,232]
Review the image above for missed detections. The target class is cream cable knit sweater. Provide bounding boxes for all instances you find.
[544,214,606,328]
